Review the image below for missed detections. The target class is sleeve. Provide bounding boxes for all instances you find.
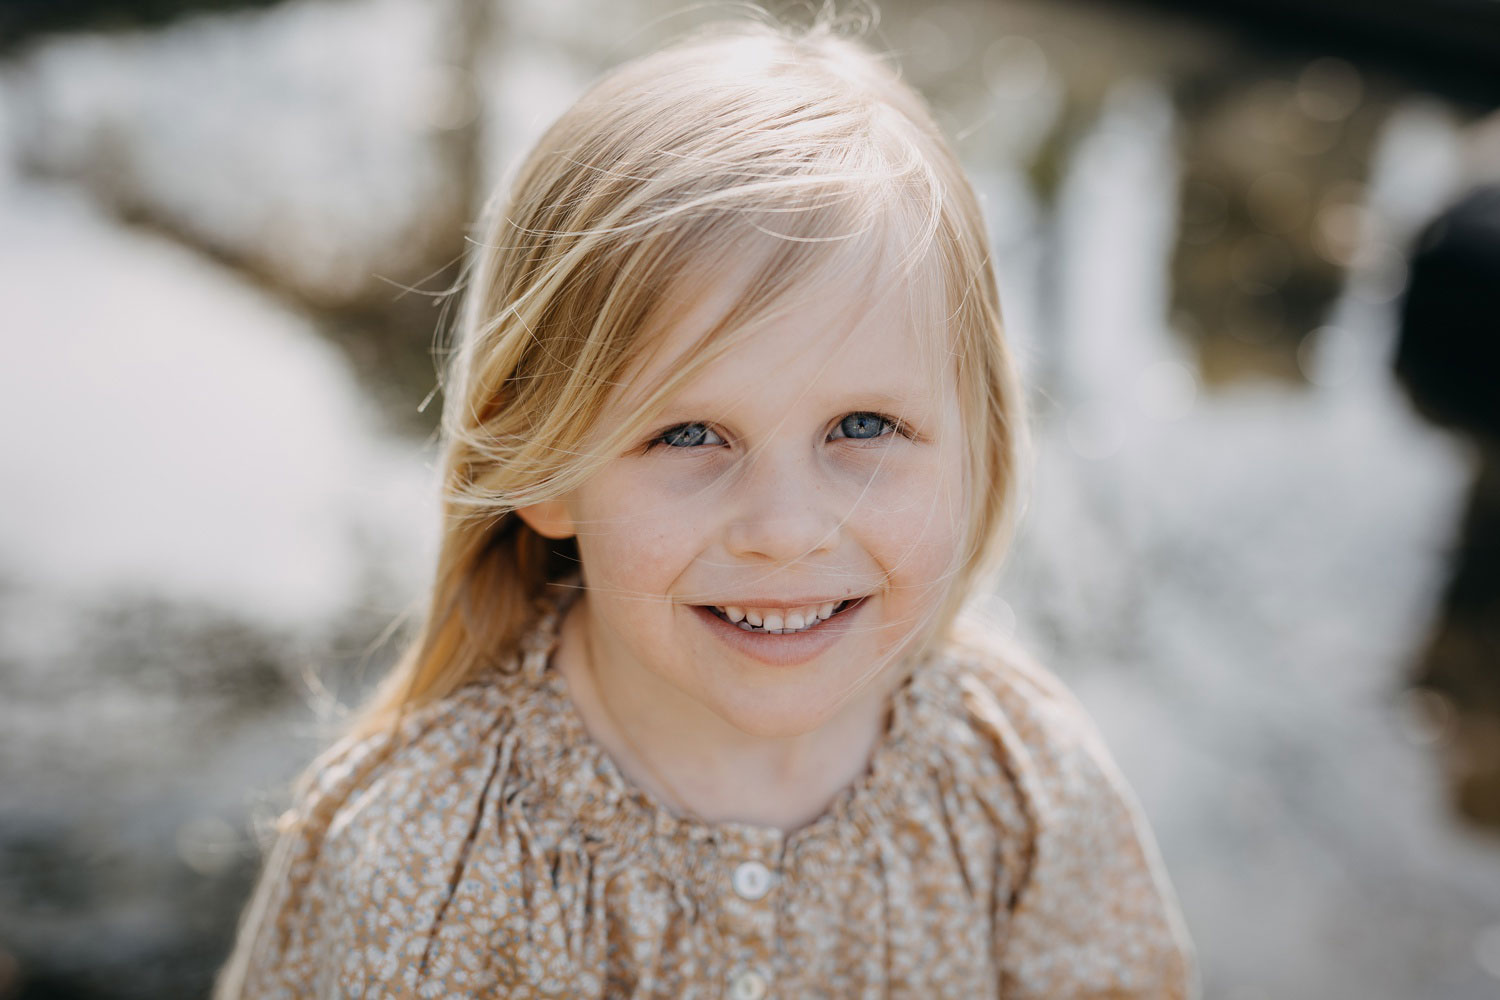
[956,636,1200,1000]
[211,687,514,999]
[210,723,404,1000]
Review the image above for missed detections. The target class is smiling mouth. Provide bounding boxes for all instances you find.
[700,597,864,635]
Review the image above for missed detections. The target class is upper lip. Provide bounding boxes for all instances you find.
[695,595,865,610]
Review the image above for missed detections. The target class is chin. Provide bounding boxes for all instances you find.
[711,690,850,740]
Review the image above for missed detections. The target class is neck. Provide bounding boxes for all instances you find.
[555,594,905,832]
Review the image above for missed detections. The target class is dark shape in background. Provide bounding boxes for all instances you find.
[1395,183,1500,830]
[0,0,288,53]
[1119,0,1500,107]
[1398,186,1500,442]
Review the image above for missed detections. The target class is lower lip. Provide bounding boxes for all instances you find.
[690,598,868,667]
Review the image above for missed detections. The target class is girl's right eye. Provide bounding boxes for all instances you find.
[649,422,725,450]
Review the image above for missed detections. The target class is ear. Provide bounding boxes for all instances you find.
[513,500,576,540]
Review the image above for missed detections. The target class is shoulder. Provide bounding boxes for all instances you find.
[260,674,522,909]
[286,674,518,848]
[931,613,1201,1000]
[215,675,525,997]
[935,611,1116,783]
[925,612,1158,898]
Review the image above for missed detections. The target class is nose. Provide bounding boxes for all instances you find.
[721,450,840,564]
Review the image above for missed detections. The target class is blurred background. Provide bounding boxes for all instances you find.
[1,0,1498,996]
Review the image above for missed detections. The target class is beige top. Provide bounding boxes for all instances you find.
[216,587,1198,999]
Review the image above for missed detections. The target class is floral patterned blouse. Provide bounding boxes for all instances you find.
[215,585,1198,999]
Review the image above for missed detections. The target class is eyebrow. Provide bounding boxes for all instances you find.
[841,390,929,410]
[657,389,930,417]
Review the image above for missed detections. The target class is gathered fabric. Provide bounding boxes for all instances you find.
[216,585,1197,999]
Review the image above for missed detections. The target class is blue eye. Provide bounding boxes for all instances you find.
[653,422,725,449]
[831,412,896,441]
[645,412,905,452]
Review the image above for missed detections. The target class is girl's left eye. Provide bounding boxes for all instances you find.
[829,412,900,441]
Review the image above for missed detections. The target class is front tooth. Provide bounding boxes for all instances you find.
[746,610,763,627]
[785,611,806,630]
[762,613,784,631]
[818,602,835,619]
[725,606,746,623]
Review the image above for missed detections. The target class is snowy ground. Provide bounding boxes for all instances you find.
[0,1,1497,996]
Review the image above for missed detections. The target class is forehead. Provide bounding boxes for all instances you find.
[616,240,953,420]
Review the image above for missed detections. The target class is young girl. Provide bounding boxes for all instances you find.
[215,13,1197,999]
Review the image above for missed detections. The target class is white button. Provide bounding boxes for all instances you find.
[728,969,769,1000]
[731,860,773,900]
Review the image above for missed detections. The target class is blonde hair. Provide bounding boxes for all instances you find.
[343,10,1031,745]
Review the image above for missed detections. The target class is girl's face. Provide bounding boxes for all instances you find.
[522,267,968,739]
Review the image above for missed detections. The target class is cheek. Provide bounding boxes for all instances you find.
[853,454,966,588]
[572,475,711,590]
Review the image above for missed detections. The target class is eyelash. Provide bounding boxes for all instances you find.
[645,412,911,452]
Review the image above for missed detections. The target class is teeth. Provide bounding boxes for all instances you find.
[708,598,854,634]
